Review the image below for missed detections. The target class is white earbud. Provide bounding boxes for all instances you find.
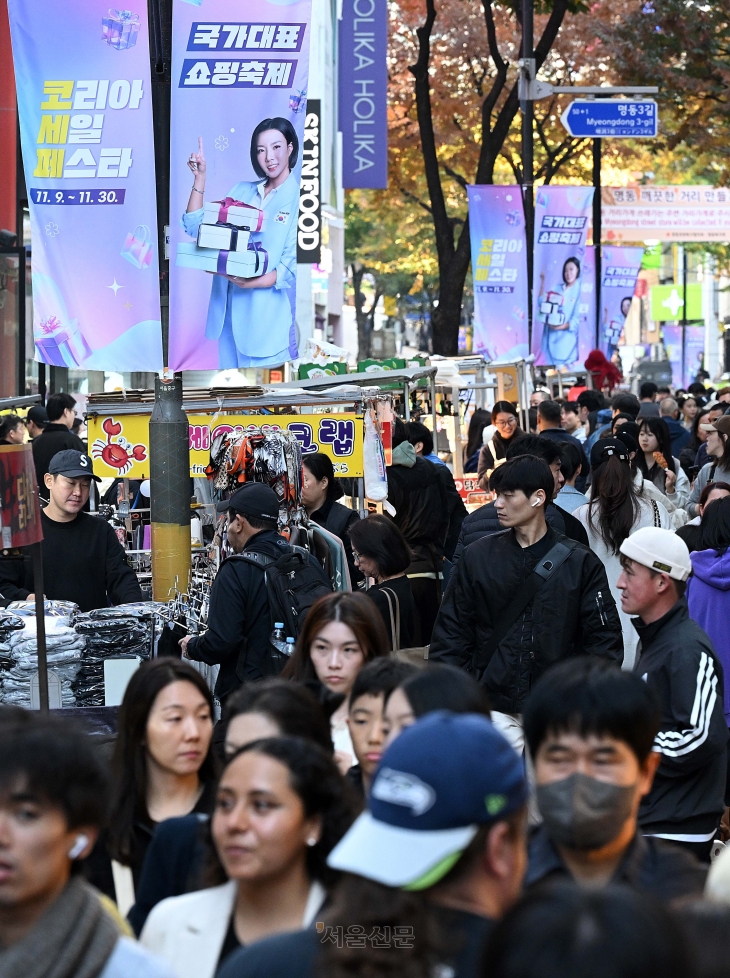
[68,834,89,860]
[307,837,318,847]
[531,500,540,508]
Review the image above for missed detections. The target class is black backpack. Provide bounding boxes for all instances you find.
[232,546,333,674]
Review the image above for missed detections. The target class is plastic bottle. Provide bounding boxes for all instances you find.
[285,637,296,656]
[270,623,288,656]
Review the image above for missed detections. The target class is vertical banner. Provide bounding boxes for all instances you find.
[532,186,595,369]
[169,1,312,370]
[663,325,704,389]
[599,245,643,359]
[296,100,321,264]
[8,0,162,370]
[579,246,597,365]
[466,186,529,362]
[663,325,682,389]
[339,0,388,189]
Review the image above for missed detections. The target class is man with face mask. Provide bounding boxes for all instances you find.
[523,658,707,899]
[617,527,727,862]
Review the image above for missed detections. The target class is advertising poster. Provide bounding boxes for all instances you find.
[0,445,43,549]
[600,245,643,359]
[532,186,595,368]
[339,0,388,189]
[87,412,365,479]
[466,186,529,362]
[663,325,705,389]
[7,0,162,370]
[603,186,730,243]
[168,0,312,371]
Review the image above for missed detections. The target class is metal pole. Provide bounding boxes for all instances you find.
[521,0,534,348]
[430,374,438,444]
[32,543,49,713]
[593,139,602,349]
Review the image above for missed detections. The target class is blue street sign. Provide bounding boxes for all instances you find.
[560,99,658,138]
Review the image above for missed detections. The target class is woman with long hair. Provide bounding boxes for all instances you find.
[464,408,491,472]
[129,679,334,935]
[477,401,523,490]
[140,737,355,978]
[85,658,216,914]
[282,592,389,769]
[301,452,361,584]
[348,515,415,651]
[575,438,670,668]
[687,416,730,518]
[679,394,699,430]
[636,416,690,509]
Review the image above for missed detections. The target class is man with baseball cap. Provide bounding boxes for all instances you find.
[24,404,48,440]
[0,450,141,611]
[617,527,727,860]
[217,712,528,978]
[181,483,329,699]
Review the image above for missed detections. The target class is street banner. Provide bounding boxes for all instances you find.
[339,0,388,189]
[0,445,43,549]
[466,186,529,362]
[532,186,595,368]
[663,325,705,389]
[603,186,730,243]
[7,0,162,370]
[87,412,365,479]
[296,100,321,264]
[168,0,312,370]
[599,245,643,359]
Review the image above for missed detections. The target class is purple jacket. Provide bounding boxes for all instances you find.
[687,548,730,723]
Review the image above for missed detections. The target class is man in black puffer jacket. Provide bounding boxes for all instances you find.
[431,455,622,753]
[452,434,588,563]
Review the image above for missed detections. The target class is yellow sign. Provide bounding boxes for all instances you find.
[87,413,365,480]
[494,365,519,403]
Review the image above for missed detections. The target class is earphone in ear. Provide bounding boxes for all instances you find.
[531,500,540,508]
[68,834,89,860]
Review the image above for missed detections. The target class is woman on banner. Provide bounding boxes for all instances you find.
[538,256,582,367]
[183,120,299,368]
[602,295,632,360]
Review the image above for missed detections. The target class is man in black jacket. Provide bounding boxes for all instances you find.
[431,455,622,753]
[524,658,706,900]
[618,527,727,861]
[182,483,330,699]
[387,419,449,645]
[31,393,85,499]
[452,434,588,563]
[0,450,141,611]
[406,420,466,561]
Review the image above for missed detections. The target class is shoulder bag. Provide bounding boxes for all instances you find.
[379,586,430,667]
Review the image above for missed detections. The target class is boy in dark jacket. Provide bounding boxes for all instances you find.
[618,527,727,861]
[431,455,622,754]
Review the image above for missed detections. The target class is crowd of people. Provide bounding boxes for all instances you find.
[3,377,730,976]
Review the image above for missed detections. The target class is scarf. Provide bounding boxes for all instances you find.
[0,877,119,978]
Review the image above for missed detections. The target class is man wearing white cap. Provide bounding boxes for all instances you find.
[617,527,727,862]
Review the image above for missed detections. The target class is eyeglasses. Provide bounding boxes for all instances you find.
[495,417,517,428]
[351,550,362,562]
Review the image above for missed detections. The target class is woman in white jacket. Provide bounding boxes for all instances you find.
[575,437,670,671]
[141,737,354,978]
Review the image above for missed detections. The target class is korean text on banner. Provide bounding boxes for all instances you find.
[467,186,529,363]
[602,186,730,243]
[168,1,312,371]
[87,413,365,480]
[7,0,162,371]
[599,246,643,359]
[532,186,595,369]
[339,0,387,189]
[0,446,43,549]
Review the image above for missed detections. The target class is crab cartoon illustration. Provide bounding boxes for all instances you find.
[91,418,147,476]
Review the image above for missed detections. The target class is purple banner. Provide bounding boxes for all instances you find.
[466,186,529,362]
[338,0,388,189]
[168,0,312,370]
[580,246,597,365]
[664,325,705,389]
[8,0,162,370]
[532,186,595,369]
[600,245,643,359]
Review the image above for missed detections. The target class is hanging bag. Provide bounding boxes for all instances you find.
[380,586,429,667]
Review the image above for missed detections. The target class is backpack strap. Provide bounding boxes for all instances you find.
[651,498,661,528]
[472,540,577,675]
[228,551,276,569]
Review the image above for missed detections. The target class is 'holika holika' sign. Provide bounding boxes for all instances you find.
[338,0,387,188]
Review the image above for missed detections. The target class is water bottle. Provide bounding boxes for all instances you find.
[270,623,288,656]
[285,637,296,657]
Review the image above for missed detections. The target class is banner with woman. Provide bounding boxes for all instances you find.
[168,0,312,370]
[531,186,595,370]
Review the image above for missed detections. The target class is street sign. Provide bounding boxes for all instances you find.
[650,283,702,322]
[561,100,658,138]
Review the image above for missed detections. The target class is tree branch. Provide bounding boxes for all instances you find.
[442,163,468,189]
[399,185,433,215]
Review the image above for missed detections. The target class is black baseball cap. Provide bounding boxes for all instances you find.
[590,436,630,469]
[216,482,279,522]
[26,406,48,427]
[48,450,101,481]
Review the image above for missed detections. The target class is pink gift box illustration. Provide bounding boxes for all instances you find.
[121,225,153,269]
[35,316,92,367]
[102,9,140,50]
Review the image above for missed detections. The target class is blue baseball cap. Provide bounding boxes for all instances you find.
[327,711,527,890]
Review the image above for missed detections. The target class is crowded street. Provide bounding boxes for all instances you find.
[1,0,730,975]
